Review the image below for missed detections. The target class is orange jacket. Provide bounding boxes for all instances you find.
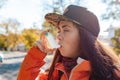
[17,46,91,80]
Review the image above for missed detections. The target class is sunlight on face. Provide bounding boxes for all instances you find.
[57,20,80,58]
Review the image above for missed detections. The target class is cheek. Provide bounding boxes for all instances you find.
[60,33,79,57]
[65,31,79,46]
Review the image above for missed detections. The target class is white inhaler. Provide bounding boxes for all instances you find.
[45,32,60,49]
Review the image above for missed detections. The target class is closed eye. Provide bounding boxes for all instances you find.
[63,29,69,32]
[58,24,70,33]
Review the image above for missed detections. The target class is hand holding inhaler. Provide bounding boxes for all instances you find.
[35,30,60,54]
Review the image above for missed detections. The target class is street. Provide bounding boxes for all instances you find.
[0,51,26,80]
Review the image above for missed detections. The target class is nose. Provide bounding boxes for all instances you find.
[57,32,63,42]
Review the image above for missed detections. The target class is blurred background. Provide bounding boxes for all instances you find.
[0,0,120,80]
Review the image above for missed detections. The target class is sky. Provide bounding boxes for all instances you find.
[0,0,119,35]
[0,0,43,30]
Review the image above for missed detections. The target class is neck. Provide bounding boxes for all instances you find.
[62,56,78,72]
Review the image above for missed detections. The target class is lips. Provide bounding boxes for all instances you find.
[58,44,62,48]
[58,42,62,48]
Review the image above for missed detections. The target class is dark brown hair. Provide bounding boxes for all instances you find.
[47,23,120,80]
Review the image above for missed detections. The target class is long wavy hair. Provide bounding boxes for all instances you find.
[47,23,120,80]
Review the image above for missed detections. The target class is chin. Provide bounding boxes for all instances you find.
[59,51,70,57]
[58,48,70,57]
[59,49,65,56]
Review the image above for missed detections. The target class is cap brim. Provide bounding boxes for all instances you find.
[45,13,82,27]
[45,13,71,27]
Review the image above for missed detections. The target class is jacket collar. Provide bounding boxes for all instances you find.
[55,57,91,72]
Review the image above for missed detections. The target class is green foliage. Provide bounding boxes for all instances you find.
[21,29,39,50]
[7,32,19,49]
[111,28,120,55]
[0,34,7,50]
[0,28,40,51]
[0,18,20,51]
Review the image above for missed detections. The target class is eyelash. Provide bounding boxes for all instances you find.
[64,30,69,32]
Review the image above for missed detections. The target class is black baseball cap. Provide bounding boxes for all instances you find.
[45,5,100,37]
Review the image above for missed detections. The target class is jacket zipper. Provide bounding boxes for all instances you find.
[69,64,79,80]
[56,65,78,80]
[56,68,69,80]
[56,58,84,80]
[69,58,84,80]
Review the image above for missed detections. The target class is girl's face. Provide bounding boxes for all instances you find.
[57,20,80,58]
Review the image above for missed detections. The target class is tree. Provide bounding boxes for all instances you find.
[7,32,19,50]
[111,28,120,55]
[43,0,83,14]
[21,29,40,50]
[101,0,120,55]
[0,18,20,50]
[0,34,7,50]
[101,0,120,21]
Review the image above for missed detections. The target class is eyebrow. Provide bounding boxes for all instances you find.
[58,25,70,29]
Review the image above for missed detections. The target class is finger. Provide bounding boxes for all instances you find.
[35,40,45,51]
[34,40,40,46]
[46,48,56,54]
[40,29,50,39]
